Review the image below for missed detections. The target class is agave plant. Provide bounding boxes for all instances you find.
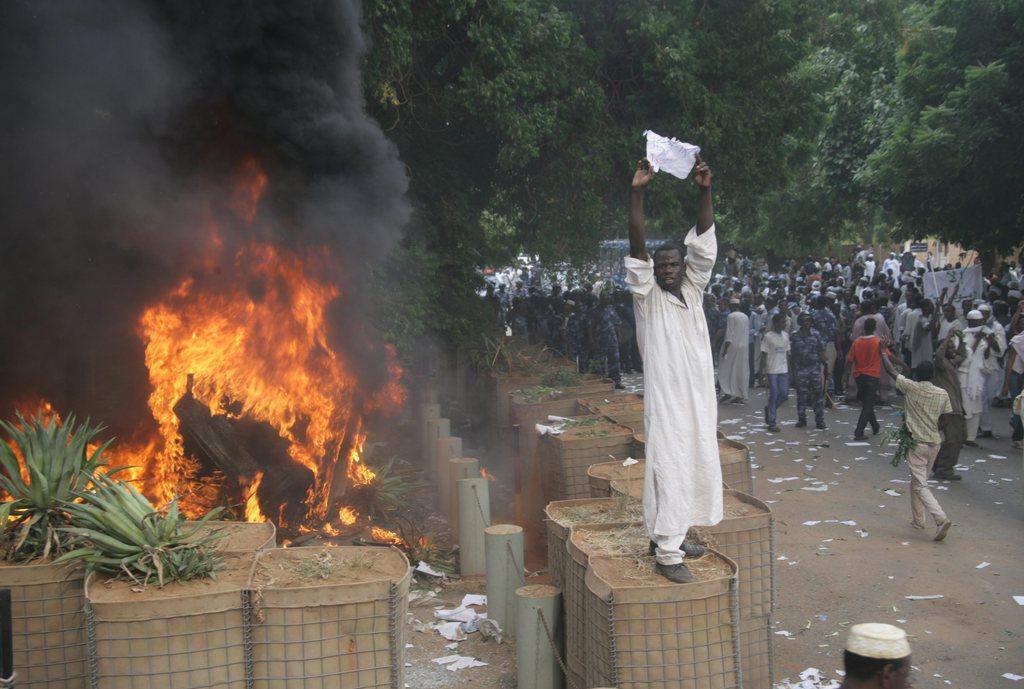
[0,412,112,562]
[58,474,224,587]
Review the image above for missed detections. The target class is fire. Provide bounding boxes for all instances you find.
[94,157,405,528]
[338,506,358,526]
[480,467,496,481]
[370,527,403,545]
[244,472,266,523]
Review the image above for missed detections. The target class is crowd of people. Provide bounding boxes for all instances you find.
[482,249,1024,477]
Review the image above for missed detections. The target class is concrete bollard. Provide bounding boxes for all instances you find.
[419,403,441,459]
[448,457,479,539]
[457,478,490,576]
[435,436,463,507]
[424,417,449,472]
[485,524,524,637]
[515,584,564,689]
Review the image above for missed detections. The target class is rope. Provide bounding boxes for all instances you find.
[471,484,491,527]
[536,608,579,689]
[505,540,527,586]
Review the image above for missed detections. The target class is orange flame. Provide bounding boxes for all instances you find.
[338,506,358,526]
[244,472,266,523]
[480,467,496,481]
[370,527,403,545]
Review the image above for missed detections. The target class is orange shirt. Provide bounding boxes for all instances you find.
[847,335,882,378]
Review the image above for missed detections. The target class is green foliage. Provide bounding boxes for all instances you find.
[0,413,111,562]
[57,474,224,587]
[860,0,1024,254]
[538,370,585,389]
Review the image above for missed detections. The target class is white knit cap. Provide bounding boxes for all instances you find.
[978,303,992,311]
[845,623,911,660]
[967,309,984,320]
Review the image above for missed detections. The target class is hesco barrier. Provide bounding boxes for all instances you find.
[84,553,257,689]
[709,490,775,689]
[184,520,277,554]
[718,439,753,494]
[509,376,614,459]
[584,551,741,689]
[250,546,411,689]
[543,498,642,594]
[565,524,646,686]
[0,560,86,689]
[539,417,635,501]
[587,459,645,497]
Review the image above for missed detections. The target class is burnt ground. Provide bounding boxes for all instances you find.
[399,378,1023,688]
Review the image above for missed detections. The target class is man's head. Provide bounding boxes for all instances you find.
[920,299,934,316]
[914,360,934,382]
[842,623,912,689]
[729,298,741,312]
[771,313,786,333]
[864,318,877,336]
[979,303,992,321]
[862,299,877,315]
[967,309,985,328]
[653,243,685,292]
[942,302,957,322]
[798,313,812,331]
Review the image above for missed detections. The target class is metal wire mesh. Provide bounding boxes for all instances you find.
[5,566,86,689]
[708,491,775,620]
[739,614,773,689]
[543,433,635,500]
[585,556,741,689]
[86,601,247,689]
[718,440,753,494]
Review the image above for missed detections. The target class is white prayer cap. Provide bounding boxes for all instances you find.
[973,298,985,307]
[967,310,984,320]
[845,623,910,660]
[729,298,741,305]
[978,303,992,312]
[1009,290,1022,299]
[812,280,821,289]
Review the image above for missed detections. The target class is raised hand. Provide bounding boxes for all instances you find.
[632,158,655,191]
[692,153,712,190]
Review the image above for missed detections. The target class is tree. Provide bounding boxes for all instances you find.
[861,0,1024,255]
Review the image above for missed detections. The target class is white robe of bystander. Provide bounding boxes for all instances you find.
[626,226,723,566]
[719,310,750,400]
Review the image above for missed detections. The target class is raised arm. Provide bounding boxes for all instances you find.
[692,153,714,235]
[629,159,654,259]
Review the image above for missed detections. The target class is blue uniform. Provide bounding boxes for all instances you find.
[591,305,622,383]
[791,327,825,424]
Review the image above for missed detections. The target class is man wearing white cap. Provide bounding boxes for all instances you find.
[840,622,912,689]
[960,310,1001,445]
[977,302,1006,438]
[719,298,750,403]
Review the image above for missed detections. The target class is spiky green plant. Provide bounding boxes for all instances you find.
[57,474,224,587]
[0,412,112,562]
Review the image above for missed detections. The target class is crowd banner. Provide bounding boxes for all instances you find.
[923,264,984,301]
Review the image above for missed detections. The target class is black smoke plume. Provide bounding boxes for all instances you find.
[0,0,409,431]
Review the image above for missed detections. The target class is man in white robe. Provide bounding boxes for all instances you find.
[719,299,750,402]
[625,155,721,583]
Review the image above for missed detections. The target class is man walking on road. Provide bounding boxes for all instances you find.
[626,155,720,584]
[847,318,883,439]
[791,312,827,429]
[881,352,954,541]
[719,298,750,403]
[931,331,968,480]
[760,312,791,433]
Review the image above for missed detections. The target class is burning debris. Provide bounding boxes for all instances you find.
[0,1,411,538]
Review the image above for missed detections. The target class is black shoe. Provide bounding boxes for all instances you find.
[853,433,868,441]
[649,540,707,557]
[655,561,695,584]
[932,473,963,481]
[767,425,781,433]
[614,382,626,390]
[720,394,734,403]
[815,421,827,430]
[871,423,880,436]
[977,430,994,439]
[963,440,979,447]
[795,417,807,428]
[825,400,833,409]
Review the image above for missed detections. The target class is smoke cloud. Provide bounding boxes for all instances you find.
[0,0,409,429]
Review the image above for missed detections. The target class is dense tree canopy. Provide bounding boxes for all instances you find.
[360,0,1023,349]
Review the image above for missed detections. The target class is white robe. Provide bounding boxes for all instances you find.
[626,226,723,545]
[719,310,750,399]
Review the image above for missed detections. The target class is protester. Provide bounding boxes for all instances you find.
[625,155,719,584]
[760,312,791,433]
[839,623,912,689]
[847,318,883,439]
[719,298,750,403]
[931,330,968,479]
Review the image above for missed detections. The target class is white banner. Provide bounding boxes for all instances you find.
[923,264,984,301]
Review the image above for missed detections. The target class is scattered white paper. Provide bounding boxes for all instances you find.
[840,520,857,526]
[846,442,870,446]
[989,454,1007,459]
[905,595,944,600]
[415,561,445,577]
[802,521,821,526]
[1013,595,1024,605]
[535,423,563,436]
[768,476,800,483]
[884,489,902,497]
[643,130,701,179]
[461,594,487,607]
[801,485,828,492]
[976,562,991,569]
[433,622,466,641]
[434,607,478,623]
[1003,673,1024,681]
[775,630,793,637]
[622,457,639,467]
[432,654,488,671]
